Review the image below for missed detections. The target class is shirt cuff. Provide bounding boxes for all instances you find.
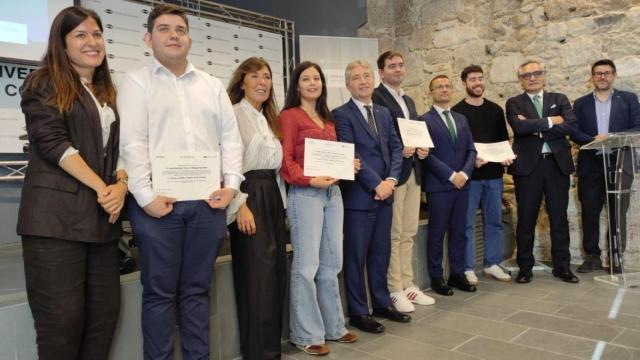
[547,117,553,128]
[460,171,468,180]
[448,171,456,183]
[224,173,244,191]
[133,187,156,208]
[58,146,79,164]
[385,177,398,185]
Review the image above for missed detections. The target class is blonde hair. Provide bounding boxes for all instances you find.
[344,59,374,85]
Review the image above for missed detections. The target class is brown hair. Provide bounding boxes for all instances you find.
[227,57,281,139]
[284,61,333,123]
[147,3,189,32]
[22,6,116,113]
[461,64,483,81]
[377,50,404,70]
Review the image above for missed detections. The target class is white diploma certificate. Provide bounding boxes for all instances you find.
[396,118,434,148]
[303,138,355,181]
[151,152,220,201]
[474,141,516,163]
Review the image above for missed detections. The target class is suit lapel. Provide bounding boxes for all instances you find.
[373,105,386,150]
[378,85,404,118]
[77,89,105,175]
[348,99,378,141]
[542,92,552,117]
[429,107,454,146]
[586,95,598,133]
[520,93,539,119]
[610,91,622,132]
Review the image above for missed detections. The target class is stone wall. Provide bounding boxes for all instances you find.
[359,0,640,267]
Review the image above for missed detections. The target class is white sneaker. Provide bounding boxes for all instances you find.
[404,287,435,306]
[391,291,415,312]
[464,270,479,285]
[484,264,512,282]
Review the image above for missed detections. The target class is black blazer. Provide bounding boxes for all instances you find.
[505,91,575,177]
[17,76,121,243]
[571,89,640,176]
[372,84,423,186]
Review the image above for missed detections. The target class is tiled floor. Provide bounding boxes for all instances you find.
[282,272,640,360]
[3,241,640,360]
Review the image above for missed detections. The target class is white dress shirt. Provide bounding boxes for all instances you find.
[118,58,244,207]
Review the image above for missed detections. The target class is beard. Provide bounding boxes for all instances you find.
[466,85,484,98]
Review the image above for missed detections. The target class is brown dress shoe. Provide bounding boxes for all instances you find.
[293,342,330,356]
[329,331,358,343]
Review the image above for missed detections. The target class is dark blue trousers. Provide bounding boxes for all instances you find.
[128,200,226,360]
[343,203,393,316]
[427,190,469,279]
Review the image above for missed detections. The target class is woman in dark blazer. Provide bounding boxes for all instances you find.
[18,6,127,360]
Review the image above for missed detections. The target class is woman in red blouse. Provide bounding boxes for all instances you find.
[279,62,358,355]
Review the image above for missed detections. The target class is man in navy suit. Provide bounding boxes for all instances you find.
[571,59,640,273]
[372,51,433,313]
[506,60,578,284]
[333,59,408,334]
[420,75,478,296]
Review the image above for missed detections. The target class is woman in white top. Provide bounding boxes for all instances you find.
[226,57,287,360]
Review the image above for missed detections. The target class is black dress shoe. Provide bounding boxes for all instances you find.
[552,269,580,283]
[372,306,411,323]
[349,314,385,333]
[577,254,603,273]
[515,270,532,284]
[448,273,477,292]
[430,277,453,296]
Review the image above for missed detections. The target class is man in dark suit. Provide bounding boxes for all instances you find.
[333,59,408,334]
[505,60,579,284]
[372,51,433,312]
[420,75,478,296]
[571,59,640,273]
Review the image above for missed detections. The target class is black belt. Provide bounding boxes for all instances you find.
[541,153,554,159]
[243,169,277,180]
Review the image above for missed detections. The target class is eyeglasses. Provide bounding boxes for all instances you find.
[593,71,614,78]
[432,84,452,91]
[519,70,545,80]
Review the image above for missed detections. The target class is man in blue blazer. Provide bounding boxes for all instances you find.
[420,75,478,296]
[333,59,408,334]
[571,59,640,273]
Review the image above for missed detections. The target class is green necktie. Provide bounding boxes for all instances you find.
[533,95,543,117]
[533,94,552,153]
[443,110,456,142]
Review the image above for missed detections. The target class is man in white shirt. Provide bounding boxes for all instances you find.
[118,4,243,359]
[371,51,433,312]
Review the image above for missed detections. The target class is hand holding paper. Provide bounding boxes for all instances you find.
[303,138,355,180]
[474,141,516,163]
[397,118,434,148]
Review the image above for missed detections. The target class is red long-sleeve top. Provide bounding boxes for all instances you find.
[279,107,337,186]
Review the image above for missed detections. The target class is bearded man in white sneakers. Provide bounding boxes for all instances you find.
[372,51,434,312]
[451,65,512,285]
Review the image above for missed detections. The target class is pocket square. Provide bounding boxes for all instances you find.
[550,104,557,109]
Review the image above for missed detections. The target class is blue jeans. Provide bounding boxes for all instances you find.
[128,200,226,360]
[464,178,504,270]
[288,185,347,345]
